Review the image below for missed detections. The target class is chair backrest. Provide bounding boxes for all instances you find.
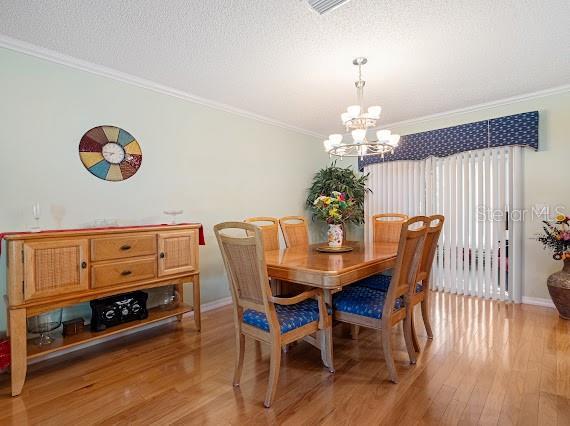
[383,216,429,318]
[279,216,309,248]
[417,215,445,284]
[372,213,409,244]
[244,217,280,251]
[214,222,271,312]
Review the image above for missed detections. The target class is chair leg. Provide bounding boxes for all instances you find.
[264,340,282,408]
[233,332,245,386]
[421,298,433,339]
[350,325,360,340]
[381,324,398,383]
[403,316,417,365]
[319,328,335,373]
[410,307,421,353]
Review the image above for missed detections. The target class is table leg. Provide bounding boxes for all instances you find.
[193,274,201,331]
[319,289,334,373]
[10,308,27,397]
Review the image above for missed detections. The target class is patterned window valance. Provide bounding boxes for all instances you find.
[359,111,538,170]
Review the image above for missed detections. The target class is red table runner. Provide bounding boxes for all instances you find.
[0,223,205,256]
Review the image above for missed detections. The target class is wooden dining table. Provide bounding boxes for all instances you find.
[264,240,399,370]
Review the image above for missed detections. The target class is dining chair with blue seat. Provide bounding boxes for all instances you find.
[279,216,310,248]
[409,215,444,351]
[372,213,409,244]
[214,221,333,408]
[333,216,430,383]
[356,215,444,352]
[350,213,408,339]
[244,217,280,252]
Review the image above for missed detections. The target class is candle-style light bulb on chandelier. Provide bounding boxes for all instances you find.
[324,57,400,158]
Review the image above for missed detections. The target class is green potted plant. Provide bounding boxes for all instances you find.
[306,162,370,240]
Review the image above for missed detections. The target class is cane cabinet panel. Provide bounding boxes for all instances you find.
[158,230,197,277]
[23,239,89,301]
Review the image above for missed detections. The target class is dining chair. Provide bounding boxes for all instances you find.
[352,213,409,293]
[332,216,429,383]
[244,217,280,251]
[279,216,309,248]
[348,213,409,340]
[244,216,300,298]
[214,221,333,408]
[355,215,444,352]
[409,215,444,352]
[373,213,409,243]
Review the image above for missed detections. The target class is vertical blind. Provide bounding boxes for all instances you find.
[364,146,523,302]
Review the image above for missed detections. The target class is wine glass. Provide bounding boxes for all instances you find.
[163,210,183,225]
[31,202,41,232]
[27,309,63,346]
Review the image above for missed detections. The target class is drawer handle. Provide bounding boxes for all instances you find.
[81,261,87,269]
[159,252,165,259]
[120,244,132,251]
[121,270,132,276]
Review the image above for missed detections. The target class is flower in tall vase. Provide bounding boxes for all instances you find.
[313,191,356,247]
[535,214,570,319]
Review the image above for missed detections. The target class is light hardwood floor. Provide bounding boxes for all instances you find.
[0,292,568,425]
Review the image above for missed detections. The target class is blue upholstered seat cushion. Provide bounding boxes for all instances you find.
[355,274,392,291]
[333,285,404,319]
[356,274,424,293]
[242,298,319,334]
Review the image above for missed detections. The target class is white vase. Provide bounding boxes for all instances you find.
[327,224,343,247]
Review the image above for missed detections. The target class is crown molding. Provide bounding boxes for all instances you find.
[0,35,324,139]
[378,84,570,131]
[3,34,567,141]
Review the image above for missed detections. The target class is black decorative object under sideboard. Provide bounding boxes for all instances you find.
[90,291,148,331]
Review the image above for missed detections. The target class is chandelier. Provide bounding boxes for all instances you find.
[323,57,400,158]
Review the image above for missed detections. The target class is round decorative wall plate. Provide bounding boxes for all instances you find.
[79,126,142,181]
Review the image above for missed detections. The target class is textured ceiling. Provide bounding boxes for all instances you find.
[1,0,569,136]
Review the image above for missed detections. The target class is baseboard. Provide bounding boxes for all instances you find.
[521,296,556,308]
[182,296,232,318]
[29,296,232,364]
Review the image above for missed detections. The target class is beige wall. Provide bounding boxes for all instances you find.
[1,47,566,336]
[359,90,570,302]
[0,48,326,330]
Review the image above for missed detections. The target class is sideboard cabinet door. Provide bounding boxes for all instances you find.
[23,239,89,300]
[157,231,197,277]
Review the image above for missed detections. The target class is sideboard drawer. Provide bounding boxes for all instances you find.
[91,257,157,289]
[91,234,156,262]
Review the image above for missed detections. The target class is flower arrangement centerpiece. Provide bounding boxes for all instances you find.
[536,214,570,320]
[536,214,570,260]
[313,191,357,247]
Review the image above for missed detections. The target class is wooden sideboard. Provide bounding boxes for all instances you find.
[4,224,201,396]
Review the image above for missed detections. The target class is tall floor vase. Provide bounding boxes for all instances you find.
[547,259,570,320]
